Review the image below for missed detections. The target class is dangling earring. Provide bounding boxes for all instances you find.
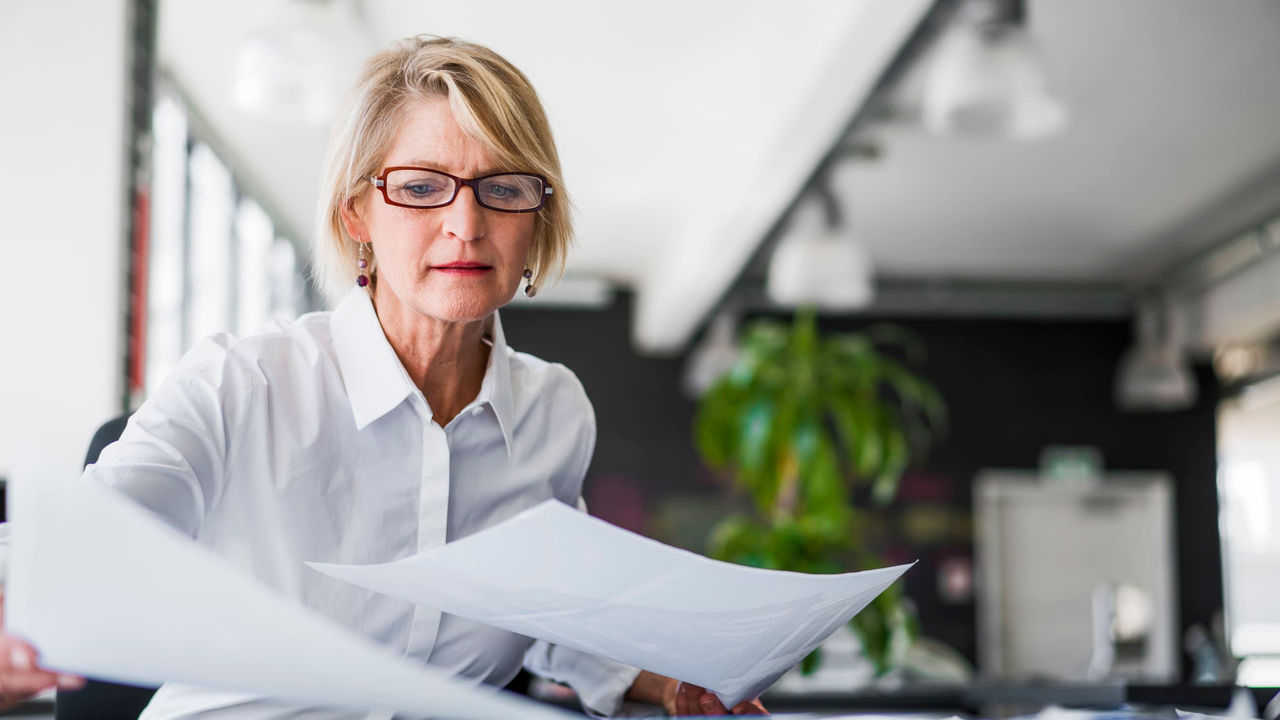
[523,268,537,298]
[356,243,369,288]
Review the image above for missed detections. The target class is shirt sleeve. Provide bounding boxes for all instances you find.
[86,334,258,538]
[0,335,253,584]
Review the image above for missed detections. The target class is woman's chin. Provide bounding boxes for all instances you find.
[420,291,506,324]
[377,277,516,324]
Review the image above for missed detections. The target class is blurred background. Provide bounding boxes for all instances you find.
[3,0,1280,714]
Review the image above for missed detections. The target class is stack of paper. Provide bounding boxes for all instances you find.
[6,476,576,720]
[310,501,912,707]
[8,475,910,715]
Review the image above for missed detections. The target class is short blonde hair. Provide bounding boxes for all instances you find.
[312,35,572,302]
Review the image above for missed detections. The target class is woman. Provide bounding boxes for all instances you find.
[0,36,766,718]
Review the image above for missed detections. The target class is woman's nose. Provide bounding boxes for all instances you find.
[441,185,487,242]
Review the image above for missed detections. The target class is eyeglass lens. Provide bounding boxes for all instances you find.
[383,169,545,212]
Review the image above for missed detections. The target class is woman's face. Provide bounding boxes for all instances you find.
[344,97,536,325]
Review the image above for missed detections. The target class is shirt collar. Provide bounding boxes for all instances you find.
[330,288,515,455]
[477,312,516,456]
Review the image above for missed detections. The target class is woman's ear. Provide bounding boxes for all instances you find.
[339,196,368,243]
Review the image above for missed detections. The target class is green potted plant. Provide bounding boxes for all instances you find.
[693,309,946,675]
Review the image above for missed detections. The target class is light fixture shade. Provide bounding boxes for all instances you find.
[923,22,1067,140]
[233,25,336,126]
[766,229,874,309]
[1115,345,1198,412]
[1115,301,1198,412]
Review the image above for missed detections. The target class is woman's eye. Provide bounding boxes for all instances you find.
[485,183,533,203]
[405,183,439,196]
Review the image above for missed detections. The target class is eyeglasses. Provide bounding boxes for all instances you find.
[369,167,553,213]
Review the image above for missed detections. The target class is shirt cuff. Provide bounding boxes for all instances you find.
[524,641,642,717]
[580,663,643,718]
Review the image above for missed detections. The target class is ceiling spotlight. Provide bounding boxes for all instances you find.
[232,1,347,126]
[1115,298,1198,413]
[766,228,874,310]
[923,0,1067,141]
[234,25,335,126]
[766,186,875,310]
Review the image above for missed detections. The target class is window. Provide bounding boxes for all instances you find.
[144,94,316,397]
[1218,375,1280,685]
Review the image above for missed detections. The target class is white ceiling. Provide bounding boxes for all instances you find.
[157,0,928,352]
[157,0,1280,353]
[838,0,1280,285]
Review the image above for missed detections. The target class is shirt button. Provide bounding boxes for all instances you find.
[470,406,484,417]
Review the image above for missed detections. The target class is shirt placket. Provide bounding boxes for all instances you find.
[405,399,450,660]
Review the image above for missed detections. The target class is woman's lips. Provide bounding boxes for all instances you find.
[432,263,493,276]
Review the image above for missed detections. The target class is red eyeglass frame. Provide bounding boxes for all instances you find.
[368,167,553,213]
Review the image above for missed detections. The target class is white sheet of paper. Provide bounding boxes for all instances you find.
[308,501,913,708]
[6,477,576,720]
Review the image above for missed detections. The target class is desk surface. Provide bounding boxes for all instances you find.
[761,683,1280,716]
[7,683,1275,719]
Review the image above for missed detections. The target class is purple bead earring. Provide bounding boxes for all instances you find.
[523,268,536,298]
[356,243,369,288]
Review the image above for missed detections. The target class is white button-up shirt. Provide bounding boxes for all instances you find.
[76,287,639,718]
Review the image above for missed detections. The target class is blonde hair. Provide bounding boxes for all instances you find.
[312,35,572,301]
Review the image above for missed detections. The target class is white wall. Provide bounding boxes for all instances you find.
[1182,246,1280,351]
[0,0,130,485]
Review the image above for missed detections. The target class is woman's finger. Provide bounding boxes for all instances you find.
[685,682,705,716]
[0,673,56,712]
[13,674,55,697]
[699,691,729,715]
[57,674,86,691]
[5,668,58,694]
[7,644,32,672]
[5,643,50,681]
[680,676,711,712]
[0,638,65,698]
[731,698,769,715]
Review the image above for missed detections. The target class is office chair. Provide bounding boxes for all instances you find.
[53,413,536,720]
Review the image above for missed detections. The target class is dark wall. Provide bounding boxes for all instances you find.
[501,293,1223,676]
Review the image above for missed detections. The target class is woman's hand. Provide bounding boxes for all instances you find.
[627,670,767,716]
[0,590,84,710]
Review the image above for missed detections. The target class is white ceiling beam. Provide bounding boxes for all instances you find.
[631,0,934,354]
